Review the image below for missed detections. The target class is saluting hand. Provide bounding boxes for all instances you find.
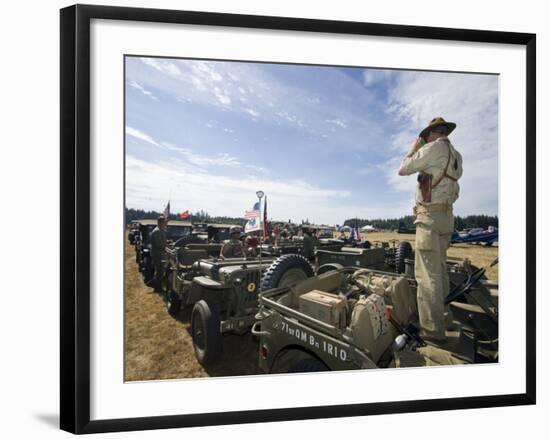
[407,137,425,158]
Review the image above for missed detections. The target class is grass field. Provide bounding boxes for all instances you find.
[124,232,498,381]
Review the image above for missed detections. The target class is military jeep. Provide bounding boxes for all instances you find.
[253,259,498,373]
[163,251,315,365]
[135,220,196,285]
[316,240,414,275]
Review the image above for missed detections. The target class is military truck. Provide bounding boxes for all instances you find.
[163,250,315,365]
[253,259,498,373]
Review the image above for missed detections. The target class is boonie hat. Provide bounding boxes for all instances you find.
[419,117,456,139]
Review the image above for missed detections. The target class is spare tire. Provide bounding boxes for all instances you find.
[261,254,314,290]
[395,241,413,274]
[317,263,344,275]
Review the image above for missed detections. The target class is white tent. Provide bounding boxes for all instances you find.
[361,225,377,232]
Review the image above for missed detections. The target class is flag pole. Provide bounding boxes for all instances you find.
[256,190,265,293]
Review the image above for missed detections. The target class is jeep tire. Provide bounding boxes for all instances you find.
[395,241,413,274]
[288,357,329,373]
[261,254,314,290]
[191,300,223,365]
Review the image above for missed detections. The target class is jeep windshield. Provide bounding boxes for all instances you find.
[166,225,192,240]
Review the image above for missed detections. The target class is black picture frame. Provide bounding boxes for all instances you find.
[60,4,536,434]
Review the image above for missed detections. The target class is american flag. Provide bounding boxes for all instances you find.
[244,202,260,218]
[163,201,171,218]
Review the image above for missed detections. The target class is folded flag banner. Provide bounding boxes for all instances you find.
[245,217,262,233]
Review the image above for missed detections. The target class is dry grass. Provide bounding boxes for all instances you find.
[357,231,498,283]
[124,231,498,381]
[124,241,259,382]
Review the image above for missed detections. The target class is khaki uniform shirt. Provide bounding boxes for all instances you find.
[220,239,245,258]
[399,137,463,206]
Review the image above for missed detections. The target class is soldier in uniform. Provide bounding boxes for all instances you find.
[302,226,319,262]
[150,215,167,293]
[398,117,463,342]
[337,229,348,243]
[220,226,246,259]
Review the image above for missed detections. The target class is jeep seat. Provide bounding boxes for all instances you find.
[178,249,209,268]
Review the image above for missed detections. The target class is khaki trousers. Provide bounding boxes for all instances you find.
[414,205,454,339]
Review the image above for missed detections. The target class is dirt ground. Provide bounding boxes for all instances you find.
[124,231,498,381]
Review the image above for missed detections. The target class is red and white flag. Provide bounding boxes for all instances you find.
[179,210,189,219]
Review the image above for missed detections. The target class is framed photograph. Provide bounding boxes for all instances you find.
[60,4,536,434]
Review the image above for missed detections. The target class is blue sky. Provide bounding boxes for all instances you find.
[125,56,498,225]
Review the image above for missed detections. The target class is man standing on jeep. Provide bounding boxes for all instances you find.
[398,117,463,342]
[150,215,167,293]
[220,226,246,259]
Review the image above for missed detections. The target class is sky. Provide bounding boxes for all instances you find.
[125,56,498,225]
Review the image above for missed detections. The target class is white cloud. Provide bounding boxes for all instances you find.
[245,108,260,118]
[127,127,241,169]
[126,155,352,223]
[363,69,395,86]
[213,87,231,105]
[141,58,181,78]
[131,57,383,147]
[191,61,223,82]
[128,80,157,100]
[325,118,347,129]
[126,126,159,147]
[161,142,240,168]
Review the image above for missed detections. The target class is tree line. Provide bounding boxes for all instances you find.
[126,208,498,231]
[125,208,248,226]
[343,214,499,231]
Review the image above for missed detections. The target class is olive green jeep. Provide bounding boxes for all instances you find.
[253,258,498,373]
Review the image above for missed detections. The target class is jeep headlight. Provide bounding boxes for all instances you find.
[233,277,243,286]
